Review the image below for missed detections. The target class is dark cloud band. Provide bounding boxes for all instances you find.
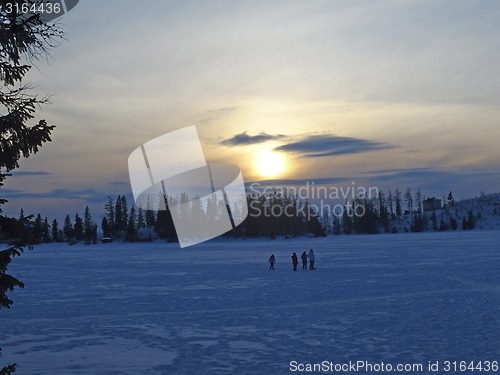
[274,134,394,158]
[221,132,286,146]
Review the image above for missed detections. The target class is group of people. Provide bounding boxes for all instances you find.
[268,249,316,271]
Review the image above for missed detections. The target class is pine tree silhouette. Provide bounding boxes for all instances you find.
[0,4,64,372]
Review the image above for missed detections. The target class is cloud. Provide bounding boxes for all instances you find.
[10,171,54,177]
[274,134,394,158]
[365,167,499,180]
[107,180,130,187]
[1,187,108,204]
[221,131,286,146]
[365,168,455,180]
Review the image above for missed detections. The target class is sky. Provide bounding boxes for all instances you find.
[2,0,500,222]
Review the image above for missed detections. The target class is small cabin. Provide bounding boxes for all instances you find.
[423,197,442,212]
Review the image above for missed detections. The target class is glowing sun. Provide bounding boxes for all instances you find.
[256,150,286,178]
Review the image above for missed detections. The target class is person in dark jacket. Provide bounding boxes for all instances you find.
[291,252,298,271]
[308,249,316,270]
[301,251,308,270]
[268,254,276,270]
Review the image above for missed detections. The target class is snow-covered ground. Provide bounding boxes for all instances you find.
[1,232,499,374]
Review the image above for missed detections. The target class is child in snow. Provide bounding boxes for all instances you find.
[308,249,316,270]
[301,251,308,270]
[268,254,276,270]
[291,252,298,271]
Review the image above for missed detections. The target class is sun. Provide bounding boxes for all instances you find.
[256,150,286,178]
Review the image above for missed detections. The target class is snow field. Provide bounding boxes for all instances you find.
[1,231,499,374]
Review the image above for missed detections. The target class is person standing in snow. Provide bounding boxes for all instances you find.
[291,252,298,271]
[268,254,276,271]
[308,249,316,270]
[301,251,308,270]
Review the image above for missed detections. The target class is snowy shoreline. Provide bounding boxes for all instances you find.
[5,226,500,251]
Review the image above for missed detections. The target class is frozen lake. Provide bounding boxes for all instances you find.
[1,231,500,374]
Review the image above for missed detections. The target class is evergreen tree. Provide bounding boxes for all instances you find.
[439,214,449,231]
[387,190,394,218]
[447,191,455,207]
[90,223,98,244]
[450,216,458,231]
[431,211,438,231]
[120,195,128,232]
[101,217,111,238]
[83,206,93,243]
[353,197,378,234]
[17,208,26,239]
[126,206,137,241]
[73,214,84,241]
[462,218,468,231]
[51,219,59,242]
[410,214,425,232]
[243,195,262,238]
[342,204,353,234]
[404,188,413,214]
[63,215,73,241]
[305,205,326,237]
[415,189,422,213]
[332,215,341,235]
[0,4,64,372]
[104,196,115,237]
[394,189,402,217]
[137,206,145,229]
[145,196,156,227]
[467,209,475,230]
[114,195,123,233]
[42,217,50,243]
[290,195,304,236]
[377,191,389,232]
[32,214,42,244]
[112,195,129,234]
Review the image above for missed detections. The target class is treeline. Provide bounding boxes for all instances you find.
[1,196,142,244]
[99,193,326,242]
[328,189,476,235]
[101,195,177,242]
[0,206,99,245]
[1,191,327,244]
[0,188,481,245]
